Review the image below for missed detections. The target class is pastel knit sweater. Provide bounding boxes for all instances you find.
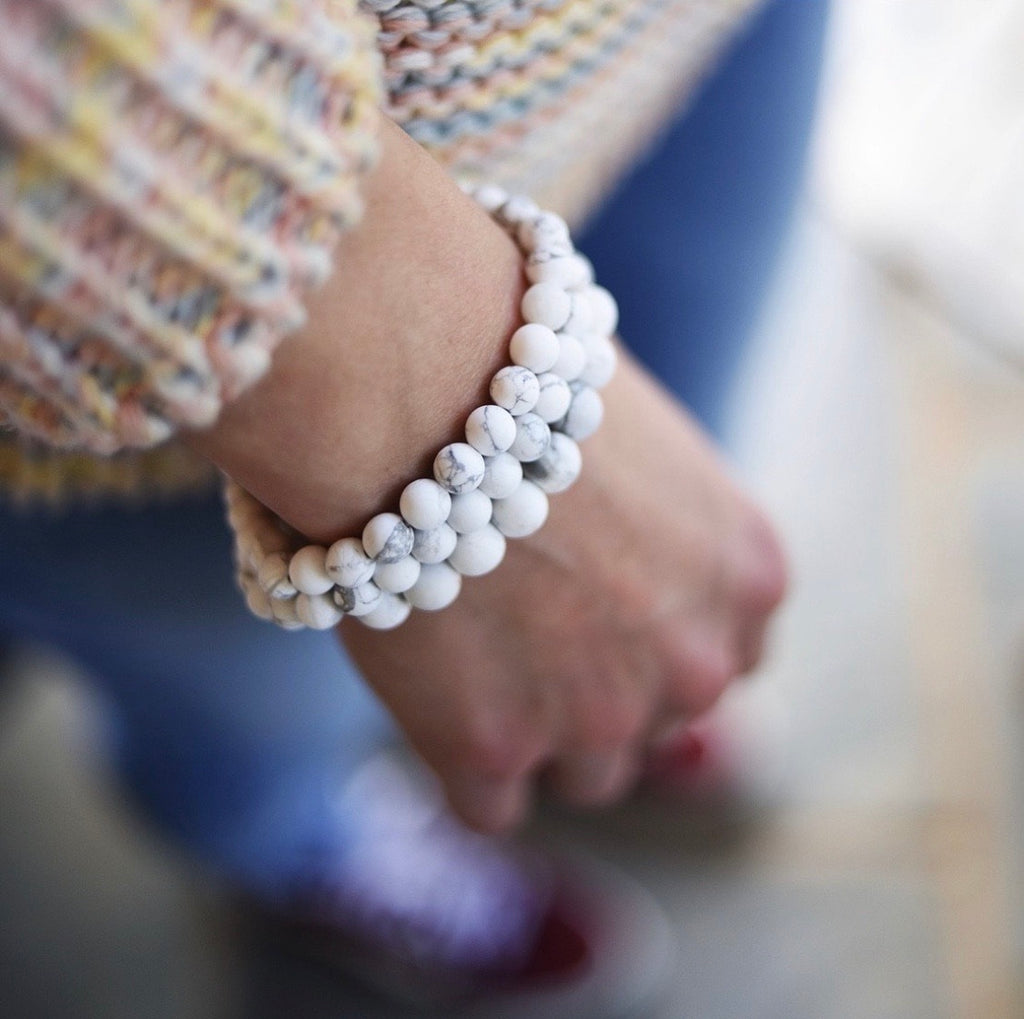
[0,0,759,503]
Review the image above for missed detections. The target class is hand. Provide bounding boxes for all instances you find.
[342,346,787,832]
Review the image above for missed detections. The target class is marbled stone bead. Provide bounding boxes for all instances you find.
[521,282,571,330]
[465,404,516,456]
[525,252,590,289]
[478,451,523,499]
[559,383,604,440]
[499,194,540,226]
[295,592,343,630]
[447,524,506,577]
[434,442,486,494]
[411,521,458,564]
[586,284,619,335]
[258,551,297,599]
[373,555,422,594]
[491,480,549,538]
[509,323,559,374]
[525,432,582,493]
[472,184,507,211]
[519,212,571,252]
[288,544,334,595]
[405,562,462,611]
[447,488,493,533]
[360,591,412,630]
[363,513,415,562]
[325,536,376,588]
[334,580,383,616]
[490,365,539,416]
[399,478,452,531]
[270,594,303,630]
[551,333,586,381]
[509,412,551,462]
[533,372,572,423]
[562,291,593,337]
[579,334,617,389]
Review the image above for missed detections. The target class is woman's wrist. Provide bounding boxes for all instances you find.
[186,119,524,542]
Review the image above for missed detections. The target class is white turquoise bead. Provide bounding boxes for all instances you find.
[521,282,571,330]
[465,404,516,456]
[270,595,303,629]
[551,333,586,381]
[412,522,458,564]
[434,442,486,494]
[399,478,452,531]
[360,591,412,630]
[478,451,523,499]
[288,544,334,596]
[334,581,383,616]
[447,524,506,577]
[325,537,376,588]
[586,284,618,335]
[405,562,462,611]
[295,592,343,630]
[533,372,572,423]
[559,384,604,440]
[525,252,590,288]
[509,323,559,373]
[525,432,582,493]
[578,334,617,389]
[242,575,274,620]
[363,513,415,562]
[257,551,297,599]
[491,480,549,538]
[373,555,421,594]
[490,365,539,416]
[509,412,550,462]
[447,488,493,533]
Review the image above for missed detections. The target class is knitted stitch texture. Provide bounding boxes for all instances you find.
[0,0,759,503]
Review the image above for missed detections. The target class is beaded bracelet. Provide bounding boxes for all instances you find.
[227,185,618,631]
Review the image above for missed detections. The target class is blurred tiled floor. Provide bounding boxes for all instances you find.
[3,5,1024,1015]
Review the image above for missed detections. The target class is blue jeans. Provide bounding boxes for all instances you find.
[0,0,827,895]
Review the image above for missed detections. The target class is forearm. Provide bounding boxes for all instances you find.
[186,120,524,542]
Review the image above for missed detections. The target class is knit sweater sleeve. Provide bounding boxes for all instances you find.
[0,0,381,454]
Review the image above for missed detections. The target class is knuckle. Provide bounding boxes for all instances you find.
[575,692,649,753]
[459,716,544,781]
[661,630,736,718]
[736,510,789,616]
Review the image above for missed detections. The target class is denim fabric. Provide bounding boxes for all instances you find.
[0,0,827,893]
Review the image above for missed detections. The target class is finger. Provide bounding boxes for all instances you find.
[545,749,639,807]
[444,771,532,835]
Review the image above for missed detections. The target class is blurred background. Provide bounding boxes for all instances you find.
[2,0,1023,1016]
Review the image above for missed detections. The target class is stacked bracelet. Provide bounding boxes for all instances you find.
[227,185,619,631]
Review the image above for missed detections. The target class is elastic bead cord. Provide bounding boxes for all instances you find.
[227,186,618,630]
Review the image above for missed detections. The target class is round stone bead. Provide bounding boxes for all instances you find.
[473,184,507,212]
[521,282,571,331]
[551,333,587,382]
[288,544,334,596]
[491,480,549,538]
[334,580,383,617]
[562,291,594,337]
[525,432,582,493]
[363,513,415,563]
[478,451,523,499]
[257,551,297,599]
[295,592,343,630]
[434,442,486,494]
[270,595,303,630]
[325,536,376,588]
[533,372,572,423]
[465,404,516,456]
[399,478,452,531]
[525,252,590,289]
[509,412,551,462]
[509,323,560,374]
[412,522,458,564]
[586,284,619,335]
[490,365,539,416]
[559,384,604,441]
[447,488,493,533]
[499,194,540,226]
[579,334,617,389]
[447,524,506,577]
[405,562,462,611]
[360,591,412,630]
[373,555,422,594]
